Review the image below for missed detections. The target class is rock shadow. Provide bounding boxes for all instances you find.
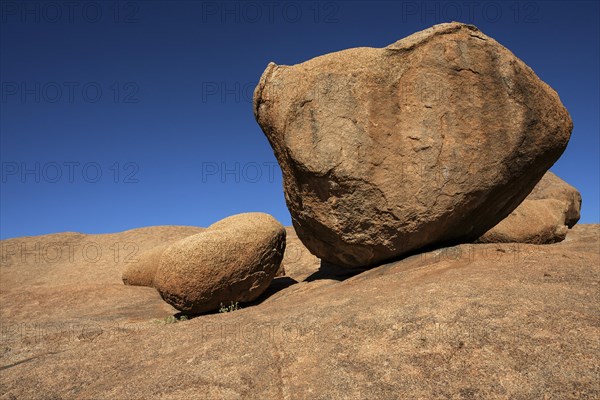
[172,276,298,320]
[305,261,370,282]
[246,276,298,306]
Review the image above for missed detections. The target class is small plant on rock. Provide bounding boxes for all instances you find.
[219,301,241,313]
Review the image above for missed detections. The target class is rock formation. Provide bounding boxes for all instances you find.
[479,172,581,243]
[122,243,170,287]
[254,22,573,267]
[2,224,599,398]
[153,213,286,313]
[528,171,581,227]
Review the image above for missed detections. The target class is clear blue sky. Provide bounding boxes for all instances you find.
[1,0,598,239]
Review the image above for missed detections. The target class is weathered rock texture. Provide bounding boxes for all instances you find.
[479,172,581,244]
[274,264,286,277]
[478,199,569,244]
[528,171,581,228]
[1,224,598,399]
[122,227,286,286]
[153,213,286,313]
[122,229,203,287]
[122,243,169,287]
[254,22,573,267]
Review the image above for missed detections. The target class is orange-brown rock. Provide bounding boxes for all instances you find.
[254,22,573,267]
[478,199,569,244]
[528,171,581,227]
[122,243,169,287]
[1,224,598,398]
[153,213,286,313]
[479,172,581,244]
[122,228,204,287]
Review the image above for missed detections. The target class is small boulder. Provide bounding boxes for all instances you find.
[280,226,321,281]
[122,229,205,287]
[122,244,169,287]
[123,226,288,287]
[528,171,581,227]
[153,213,286,313]
[478,172,581,244]
[477,199,569,244]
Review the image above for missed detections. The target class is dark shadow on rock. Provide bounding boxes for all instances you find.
[173,310,205,319]
[246,276,298,306]
[172,276,299,319]
[174,306,238,319]
[305,238,480,283]
[345,238,505,284]
[305,261,370,282]
[0,351,63,371]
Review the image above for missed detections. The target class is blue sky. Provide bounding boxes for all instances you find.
[1,0,598,239]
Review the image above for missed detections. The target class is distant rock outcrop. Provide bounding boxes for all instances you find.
[477,199,569,244]
[153,213,286,313]
[528,171,581,228]
[254,22,573,267]
[478,172,581,244]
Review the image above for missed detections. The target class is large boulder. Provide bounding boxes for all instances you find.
[153,213,286,313]
[254,22,572,267]
[478,172,581,244]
